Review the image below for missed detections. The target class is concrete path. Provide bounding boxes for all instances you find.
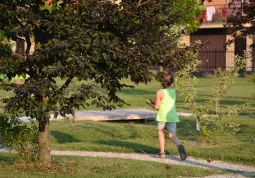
[1,149,254,177]
[50,150,255,177]
[18,109,193,122]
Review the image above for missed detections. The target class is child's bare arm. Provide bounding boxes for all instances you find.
[146,90,162,110]
[148,99,155,104]
[146,99,155,108]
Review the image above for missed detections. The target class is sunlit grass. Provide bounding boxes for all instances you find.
[48,116,255,166]
[0,153,224,178]
[1,76,254,115]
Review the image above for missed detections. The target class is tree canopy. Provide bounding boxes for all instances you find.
[226,0,255,48]
[0,0,201,163]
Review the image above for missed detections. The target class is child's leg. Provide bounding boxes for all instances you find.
[166,123,187,160]
[168,132,180,146]
[169,134,187,161]
[165,123,180,146]
[158,129,165,153]
[157,122,166,154]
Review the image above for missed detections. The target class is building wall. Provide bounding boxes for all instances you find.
[188,0,254,72]
[181,35,190,46]
[246,35,255,71]
[191,32,227,70]
[204,0,227,6]
[226,35,235,70]
[202,0,228,24]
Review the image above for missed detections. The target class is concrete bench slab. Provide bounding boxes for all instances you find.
[18,109,193,122]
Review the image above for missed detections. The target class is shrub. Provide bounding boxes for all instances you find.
[0,114,39,162]
[174,56,248,142]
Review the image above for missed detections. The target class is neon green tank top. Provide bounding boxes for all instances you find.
[156,88,179,122]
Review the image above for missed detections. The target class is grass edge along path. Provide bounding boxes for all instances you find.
[49,118,255,167]
[0,152,223,178]
[50,150,255,177]
[0,150,254,177]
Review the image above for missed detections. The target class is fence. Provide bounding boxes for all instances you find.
[197,50,255,71]
[198,50,229,71]
[148,50,255,72]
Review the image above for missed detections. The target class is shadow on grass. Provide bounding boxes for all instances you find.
[50,131,81,144]
[80,124,138,139]
[164,155,254,177]
[198,93,252,100]
[237,124,255,135]
[177,117,199,141]
[94,140,158,153]
[122,124,139,139]
[0,154,17,165]
[194,99,250,106]
[177,97,253,106]
[177,101,255,116]
[120,88,155,95]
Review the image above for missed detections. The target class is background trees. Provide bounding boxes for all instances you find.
[225,0,255,69]
[225,0,255,88]
[226,0,255,43]
[0,0,201,163]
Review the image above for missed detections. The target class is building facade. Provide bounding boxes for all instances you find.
[183,0,255,72]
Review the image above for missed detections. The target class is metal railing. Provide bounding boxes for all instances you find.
[197,50,255,71]
[197,50,228,70]
[148,50,255,72]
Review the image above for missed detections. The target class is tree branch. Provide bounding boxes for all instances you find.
[137,0,153,7]
[59,77,73,92]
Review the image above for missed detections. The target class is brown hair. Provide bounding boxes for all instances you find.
[161,70,174,88]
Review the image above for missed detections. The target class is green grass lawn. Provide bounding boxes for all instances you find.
[48,116,255,166]
[0,153,223,178]
[1,76,255,115]
[118,76,255,115]
[0,116,253,177]
[0,76,254,177]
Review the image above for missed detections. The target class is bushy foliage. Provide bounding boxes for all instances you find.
[225,0,255,91]
[0,0,202,118]
[0,31,12,60]
[0,114,39,162]
[0,0,202,162]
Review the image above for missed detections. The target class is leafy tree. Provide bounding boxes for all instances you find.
[225,0,255,72]
[225,0,255,42]
[225,0,255,98]
[0,0,201,163]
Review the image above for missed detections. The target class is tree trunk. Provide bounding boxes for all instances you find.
[73,84,76,123]
[73,111,76,123]
[38,121,51,163]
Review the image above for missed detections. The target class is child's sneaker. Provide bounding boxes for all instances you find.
[155,152,166,158]
[178,144,187,161]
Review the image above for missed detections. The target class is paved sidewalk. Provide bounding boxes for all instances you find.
[51,150,255,177]
[19,109,193,122]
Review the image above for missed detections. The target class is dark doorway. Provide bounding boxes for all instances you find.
[235,36,246,56]
[191,33,227,71]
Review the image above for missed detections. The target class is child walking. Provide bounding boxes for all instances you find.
[146,70,187,160]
